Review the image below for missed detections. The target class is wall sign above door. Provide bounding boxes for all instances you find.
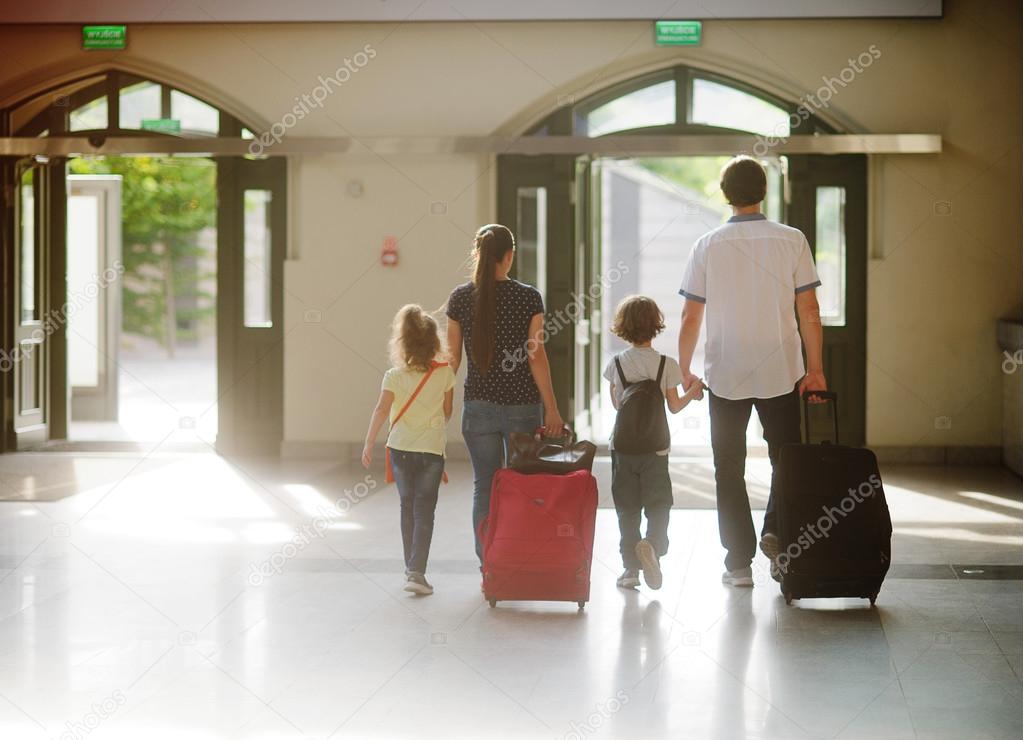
[82,25,126,50]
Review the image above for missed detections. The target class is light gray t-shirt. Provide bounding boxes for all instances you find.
[602,347,684,454]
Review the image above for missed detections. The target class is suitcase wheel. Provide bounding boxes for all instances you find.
[783,592,793,605]
[488,599,497,608]
[869,593,878,607]
[577,601,585,611]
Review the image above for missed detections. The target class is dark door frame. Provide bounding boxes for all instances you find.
[1,70,286,455]
[788,154,868,446]
[497,153,576,420]
[214,155,286,455]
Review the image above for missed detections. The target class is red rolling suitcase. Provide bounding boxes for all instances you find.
[479,468,598,610]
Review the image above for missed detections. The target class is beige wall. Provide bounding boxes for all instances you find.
[2,0,1020,452]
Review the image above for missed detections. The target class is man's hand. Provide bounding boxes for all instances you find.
[684,376,706,402]
[798,370,828,403]
[682,371,701,392]
[361,444,373,469]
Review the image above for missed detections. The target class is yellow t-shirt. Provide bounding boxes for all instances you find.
[383,364,456,456]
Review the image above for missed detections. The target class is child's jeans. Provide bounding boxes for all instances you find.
[388,448,445,575]
[611,451,673,570]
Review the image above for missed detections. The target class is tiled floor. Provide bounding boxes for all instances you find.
[0,452,1021,739]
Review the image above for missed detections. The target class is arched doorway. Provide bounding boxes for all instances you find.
[499,64,866,446]
[1,69,286,454]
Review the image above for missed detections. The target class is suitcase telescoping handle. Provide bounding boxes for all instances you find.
[803,390,839,445]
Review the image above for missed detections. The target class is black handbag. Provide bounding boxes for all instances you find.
[507,428,597,474]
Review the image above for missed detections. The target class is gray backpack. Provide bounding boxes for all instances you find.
[611,355,670,454]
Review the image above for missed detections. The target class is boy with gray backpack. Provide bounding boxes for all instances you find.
[604,296,705,590]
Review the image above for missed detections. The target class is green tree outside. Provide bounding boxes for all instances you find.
[69,156,216,355]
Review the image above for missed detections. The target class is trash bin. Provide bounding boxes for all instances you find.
[999,318,1023,476]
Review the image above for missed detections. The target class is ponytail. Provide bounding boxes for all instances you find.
[390,304,441,372]
[470,224,515,375]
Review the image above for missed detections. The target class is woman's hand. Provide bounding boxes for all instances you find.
[542,407,567,438]
[361,444,372,469]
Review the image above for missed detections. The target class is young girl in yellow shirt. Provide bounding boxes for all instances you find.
[363,305,455,595]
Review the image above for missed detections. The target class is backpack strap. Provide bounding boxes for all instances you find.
[614,357,631,389]
[655,355,666,386]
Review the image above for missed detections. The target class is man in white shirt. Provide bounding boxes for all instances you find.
[677,156,827,587]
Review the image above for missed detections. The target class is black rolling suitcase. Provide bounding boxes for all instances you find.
[774,391,892,606]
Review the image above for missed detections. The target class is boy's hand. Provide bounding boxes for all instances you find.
[682,371,701,392]
[361,445,372,469]
[685,377,706,401]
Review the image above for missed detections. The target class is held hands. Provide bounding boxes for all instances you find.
[799,370,828,404]
[682,372,706,401]
[684,376,706,402]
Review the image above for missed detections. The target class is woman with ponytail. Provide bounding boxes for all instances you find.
[446,224,566,561]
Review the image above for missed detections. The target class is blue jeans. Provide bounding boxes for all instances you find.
[461,400,544,560]
[388,448,445,575]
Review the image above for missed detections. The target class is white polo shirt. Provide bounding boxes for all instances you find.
[679,213,820,401]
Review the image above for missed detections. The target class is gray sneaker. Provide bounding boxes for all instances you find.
[403,572,434,595]
[616,569,641,589]
[759,532,783,583]
[722,567,754,587]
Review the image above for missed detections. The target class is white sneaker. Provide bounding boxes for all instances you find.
[616,569,641,589]
[635,539,663,590]
[722,568,754,587]
[759,533,783,583]
[403,572,434,595]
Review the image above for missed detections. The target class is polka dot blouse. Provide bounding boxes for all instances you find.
[446,280,544,405]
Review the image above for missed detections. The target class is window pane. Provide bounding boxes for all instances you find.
[171,90,219,135]
[690,78,790,137]
[67,193,102,388]
[583,80,675,137]
[19,169,36,323]
[815,186,847,327]
[119,80,161,129]
[515,186,547,301]
[69,96,108,131]
[243,190,273,328]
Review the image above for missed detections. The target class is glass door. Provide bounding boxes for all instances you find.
[9,160,49,448]
[216,156,286,454]
[67,175,122,422]
[497,154,576,422]
[787,154,867,445]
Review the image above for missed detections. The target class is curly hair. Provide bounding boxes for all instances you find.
[389,304,442,372]
[611,295,665,345]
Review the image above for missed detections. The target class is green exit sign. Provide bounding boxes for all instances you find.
[83,25,126,50]
[141,119,181,134]
[655,20,702,46]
